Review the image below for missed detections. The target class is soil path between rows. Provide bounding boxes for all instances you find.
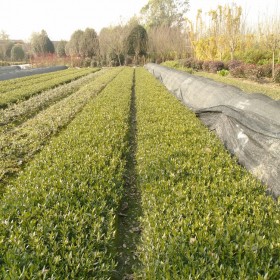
[114,69,142,279]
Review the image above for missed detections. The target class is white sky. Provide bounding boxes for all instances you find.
[0,0,279,41]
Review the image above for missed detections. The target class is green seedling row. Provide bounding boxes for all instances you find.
[0,68,98,108]
[134,68,280,279]
[0,68,85,94]
[0,69,107,131]
[0,68,134,278]
[0,67,122,187]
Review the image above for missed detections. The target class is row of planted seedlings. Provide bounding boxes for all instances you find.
[0,69,107,131]
[0,68,98,108]
[0,67,122,192]
[0,68,134,278]
[134,68,280,279]
[0,68,86,94]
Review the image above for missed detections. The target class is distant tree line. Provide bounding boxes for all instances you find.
[186,3,280,78]
[1,0,189,66]
[2,0,278,71]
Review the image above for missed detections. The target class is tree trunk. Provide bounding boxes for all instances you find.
[143,55,146,65]
[230,49,234,60]
[272,51,275,80]
[117,54,121,66]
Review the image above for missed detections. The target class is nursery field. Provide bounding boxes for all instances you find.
[0,67,279,279]
[0,68,98,108]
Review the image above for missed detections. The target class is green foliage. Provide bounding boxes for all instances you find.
[141,0,189,28]
[0,61,10,66]
[79,28,100,58]
[0,68,134,278]
[56,40,67,57]
[126,25,148,58]
[134,68,280,279]
[180,67,193,74]
[161,60,194,73]
[0,66,279,278]
[66,28,99,59]
[65,29,84,57]
[30,30,55,55]
[161,60,180,68]
[0,68,97,108]
[0,69,102,130]
[217,69,229,76]
[0,31,10,60]
[0,41,14,60]
[0,68,121,186]
[238,49,272,65]
[10,44,25,61]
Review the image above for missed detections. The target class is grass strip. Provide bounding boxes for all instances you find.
[0,68,98,108]
[0,69,106,132]
[160,63,280,100]
[135,68,280,279]
[0,67,134,279]
[194,71,280,100]
[0,67,122,191]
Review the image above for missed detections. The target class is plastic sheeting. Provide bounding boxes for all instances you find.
[0,66,21,75]
[145,63,280,198]
[0,65,68,81]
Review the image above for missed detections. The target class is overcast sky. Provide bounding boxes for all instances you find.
[0,0,279,41]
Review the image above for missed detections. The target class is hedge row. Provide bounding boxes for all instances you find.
[162,58,280,83]
[0,68,98,108]
[0,67,122,186]
[229,62,280,83]
[135,68,280,279]
[0,68,134,278]
[0,69,106,131]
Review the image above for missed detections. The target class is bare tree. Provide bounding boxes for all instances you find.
[224,4,242,60]
[111,25,128,65]
[0,30,9,40]
[99,25,128,66]
[30,30,55,56]
[65,30,84,57]
[0,31,13,60]
[259,15,280,79]
[148,25,188,62]
[186,4,243,61]
[99,27,113,65]
[56,40,67,57]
